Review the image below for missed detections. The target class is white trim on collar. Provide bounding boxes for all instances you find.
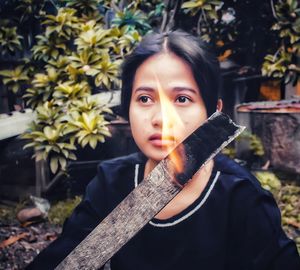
[134,164,140,188]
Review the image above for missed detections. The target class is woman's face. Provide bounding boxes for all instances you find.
[129,52,208,163]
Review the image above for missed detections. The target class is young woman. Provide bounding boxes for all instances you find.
[27,30,300,270]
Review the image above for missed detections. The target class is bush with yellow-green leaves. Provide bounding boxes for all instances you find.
[0,0,299,175]
[0,0,152,174]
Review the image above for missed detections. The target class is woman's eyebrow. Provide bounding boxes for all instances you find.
[173,87,198,94]
[133,86,198,94]
[134,86,155,93]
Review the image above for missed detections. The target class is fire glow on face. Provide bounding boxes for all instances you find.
[154,75,185,174]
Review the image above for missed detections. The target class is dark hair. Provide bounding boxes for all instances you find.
[120,30,221,118]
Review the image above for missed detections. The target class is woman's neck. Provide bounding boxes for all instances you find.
[144,159,159,178]
[143,158,214,220]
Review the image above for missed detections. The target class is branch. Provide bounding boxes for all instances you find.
[166,0,182,31]
[270,0,279,20]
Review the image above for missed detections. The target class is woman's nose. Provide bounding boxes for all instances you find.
[151,107,163,128]
[151,106,173,129]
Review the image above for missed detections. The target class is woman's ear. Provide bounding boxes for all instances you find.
[216,99,223,112]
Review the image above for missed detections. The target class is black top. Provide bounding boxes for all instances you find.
[27,153,300,270]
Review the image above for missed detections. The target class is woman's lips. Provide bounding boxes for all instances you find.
[149,134,176,147]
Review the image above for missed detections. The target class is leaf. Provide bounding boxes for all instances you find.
[68,152,77,160]
[89,136,97,149]
[44,126,59,141]
[58,156,67,170]
[50,157,59,173]
[0,233,29,248]
[182,1,204,9]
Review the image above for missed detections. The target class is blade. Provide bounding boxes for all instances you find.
[55,112,245,270]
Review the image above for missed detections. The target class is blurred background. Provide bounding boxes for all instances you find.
[0,1,299,269]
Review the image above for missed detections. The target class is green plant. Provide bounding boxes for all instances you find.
[68,109,111,149]
[32,34,69,62]
[23,67,60,107]
[254,171,282,195]
[22,101,77,172]
[0,25,23,55]
[64,0,100,16]
[262,0,300,84]
[111,26,141,56]
[181,0,223,38]
[239,131,265,157]
[53,81,90,101]
[182,0,222,17]
[75,27,114,53]
[222,131,265,161]
[21,3,127,173]
[16,0,47,23]
[43,8,80,39]
[278,182,300,252]
[48,196,82,225]
[112,4,152,34]
[0,65,29,93]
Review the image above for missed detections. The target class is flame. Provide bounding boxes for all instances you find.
[154,74,185,174]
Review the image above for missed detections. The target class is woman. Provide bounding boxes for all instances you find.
[27,30,300,270]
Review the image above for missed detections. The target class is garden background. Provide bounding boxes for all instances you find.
[0,0,299,269]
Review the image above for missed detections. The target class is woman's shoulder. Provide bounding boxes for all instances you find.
[85,152,146,199]
[97,152,146,183]
[213,154,271,200]
[99,152,146,171]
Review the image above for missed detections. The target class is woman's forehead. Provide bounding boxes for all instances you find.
[133,52,199,90]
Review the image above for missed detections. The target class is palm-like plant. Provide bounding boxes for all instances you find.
[47,56,71,75]
[32,35,68,61]
[68,110,111,149]
[262,0,300,83]
[43,8,80,39]
[68,49,102,73]
[1,0,152,174]
[24,67,60,107]
[23,122,77,173]
[112,5,151,34]
[75,27,115,53]
[0,26,23,55]
[65,0,101,16]
[15,0,46,23]
[111,26,141,55]
[0,65,29,93]
[53,81,91,101]
[181,0,222,16]
[35,101,62,126]
[85,53,121,89]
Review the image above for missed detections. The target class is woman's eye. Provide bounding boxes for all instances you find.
[138,95,151,103]
[176,96,191,103]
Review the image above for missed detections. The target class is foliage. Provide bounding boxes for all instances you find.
[182,0,222,18]
[238,131,265,157]
[0,0,150,174]
[64,0,101,16]
[278,182,300,252]
[0,25,23,55]
[0,65,29,93]
[112,4,152,34]
[48,196,82,225]
[254,171,282,195]
[262,0,300,84]
[222,131,265,161]
[0,0,299,175]
[254,171,300,252]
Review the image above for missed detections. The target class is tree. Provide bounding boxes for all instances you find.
[0,0,299,174]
